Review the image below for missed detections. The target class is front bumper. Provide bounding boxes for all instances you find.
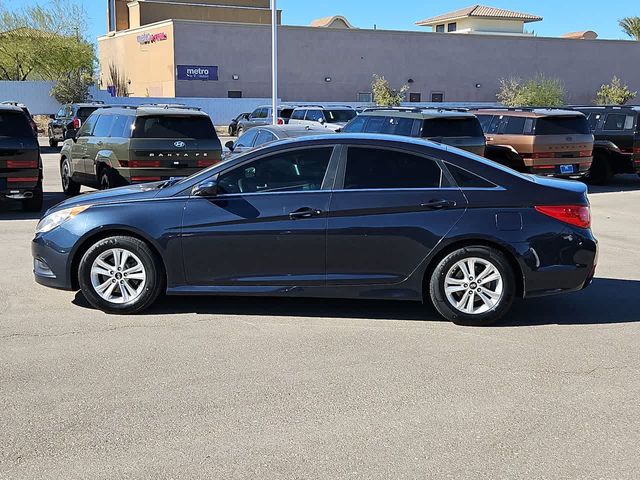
[32,233,76,291]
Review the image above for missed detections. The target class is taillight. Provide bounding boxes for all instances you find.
[633,147,640,155]
[535,205,591,229]
[8,177,38,183]
[277,118,285,125]
[579,150,592,157]
[119,160,161,168]
[7,160,38,168]
[72,117,81,129]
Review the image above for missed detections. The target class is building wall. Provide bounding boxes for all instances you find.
[98,21,176,97]
[451,18,527,34]
[168,21,640,103]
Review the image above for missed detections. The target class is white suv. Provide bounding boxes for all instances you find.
[288,105,357,132]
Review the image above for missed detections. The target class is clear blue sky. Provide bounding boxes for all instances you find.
[8,0,640,41]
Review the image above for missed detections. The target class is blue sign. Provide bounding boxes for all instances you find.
[177,65,218,81]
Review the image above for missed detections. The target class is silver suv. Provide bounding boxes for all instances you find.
[288,105,357,132]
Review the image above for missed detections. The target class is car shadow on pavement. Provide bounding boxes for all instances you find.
[39,145,61,155]
[0,192,66,220]
[72,277,640,326]
[587,174,640,194]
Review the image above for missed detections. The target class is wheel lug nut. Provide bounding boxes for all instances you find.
[464,284,468,288]
[112,279,116,283]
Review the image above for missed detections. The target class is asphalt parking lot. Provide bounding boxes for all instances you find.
[1,140,640,479]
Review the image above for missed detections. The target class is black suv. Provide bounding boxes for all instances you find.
[0,105,43,211]
[572,106,640,183]
[341,108,486,155]
[48,102,108,148]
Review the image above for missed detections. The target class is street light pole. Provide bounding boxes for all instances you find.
[271,0,278,125]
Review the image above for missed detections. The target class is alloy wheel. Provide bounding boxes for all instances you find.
[61,160,70,191]
[90,248,147,304]
[444,257,504,315]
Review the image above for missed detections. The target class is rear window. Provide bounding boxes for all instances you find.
[77,107,99,121]
[534,116,590,135]
[0,111,34,137]
[421,118,484,138]
[323,109,357,123]
[132,115,217,139]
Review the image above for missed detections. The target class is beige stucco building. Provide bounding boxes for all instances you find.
[98,1,640,103]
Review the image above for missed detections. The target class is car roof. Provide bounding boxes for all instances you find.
[571,105,640,113]
[103,106,209,117]
[255,125,331,138]
[293,105,355,110]
[359,108,477,120]
[0,104,25,113]
[258,132,448,150]
[473,108,585,118]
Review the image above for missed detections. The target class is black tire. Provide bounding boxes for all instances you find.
[429,246,516,326]
[586,154,613,186]
[78,236,164,314]
[48,136,58,148]
[99,167,120,190]
[236,126,244,137]
[61,157,81,196]
[22,182,43,212]
[228,126,234,136]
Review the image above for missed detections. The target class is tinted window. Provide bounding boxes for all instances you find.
[477,115,494,132]
[586,113,601,131]
[109,115,134,138]
[133,115,216,139]
[291,109,306,120]
[603,113,634,131]
[324,109,357,123]
[363,116,386,133]
[421,118,484,138]
[254,130,277,146]
[279,108,294,120]
[92,115,114,137]
[0,111,33,137]
[534,116,590,135]
[381,117,415,136]
[77,115,98,137]
[436,24,445,33]
[342,115,367,133]
[306,110,324,122]
[235,128,259,148]
[503,116,527,134]
[77,107,99,121]
[344,147,443,189]
[446,163,495,188]
[218,147,333,194]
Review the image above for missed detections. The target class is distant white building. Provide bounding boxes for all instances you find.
[416,4,542,36]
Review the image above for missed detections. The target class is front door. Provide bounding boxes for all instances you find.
[326,145,466,286]
[69,114,98,176]
[181,146,337,287]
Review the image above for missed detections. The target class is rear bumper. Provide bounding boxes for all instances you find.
[116,166,219,184]
[0,175,41,200]
[527,158,591,178]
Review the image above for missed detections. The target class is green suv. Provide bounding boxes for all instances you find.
[59,105,222,194]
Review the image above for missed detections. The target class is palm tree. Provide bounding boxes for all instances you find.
[619,16,640,40]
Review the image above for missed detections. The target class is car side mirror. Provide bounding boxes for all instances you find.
[192,180,219,197]
[225,141,235,151]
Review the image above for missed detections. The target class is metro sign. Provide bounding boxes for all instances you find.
[137,32,168,45]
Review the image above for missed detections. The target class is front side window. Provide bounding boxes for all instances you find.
[254,130,277,146]
[343,147,443,190]
[218,147,333,195]
[77,115,98,137]
[291,109,306,120]
[323,110,357,123]
[133,115,216,139]
[92,115,115,137]
[235,129,259,148]
[342,115,367,133]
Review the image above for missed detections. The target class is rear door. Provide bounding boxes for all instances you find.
[326,145,466,286]
[600,112,636,153]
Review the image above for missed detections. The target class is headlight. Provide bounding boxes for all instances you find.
[36,205,91,234]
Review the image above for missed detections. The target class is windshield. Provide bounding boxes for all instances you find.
[0,111,34,137]
[133,115,217,139]
[324,110,357,123]
[422,118,484,138]
[534,116,591,135]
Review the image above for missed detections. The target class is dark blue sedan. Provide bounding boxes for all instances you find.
[32,134,598,326]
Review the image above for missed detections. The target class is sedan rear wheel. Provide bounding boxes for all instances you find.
[429,246,515,326]
[78,236,163,314]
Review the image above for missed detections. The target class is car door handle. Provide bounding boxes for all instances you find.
[420,199,457,210]
[96,141,104,146]
[289,207,323,219]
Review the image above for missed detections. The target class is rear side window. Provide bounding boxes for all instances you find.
[109,115,134,138]
[254,130,277,146]
[363,116,386,133]
[602,113,635,131]
[133,115,217,139]
[92,115,114,137]
[503,116,526,134]
[342,115,367,133]
[0,111,33,137]
[324,109,357,123]
[534,116,590,135]
[291,110,306,120]
[236,129,259,148]
[279,108,294,120]
[305,110,324,122]
[344,147,443,190]
[446,163,496,188]
[421,118,484,138]
[381,117,415,136]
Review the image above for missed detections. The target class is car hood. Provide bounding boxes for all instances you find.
[45,183,166,215]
